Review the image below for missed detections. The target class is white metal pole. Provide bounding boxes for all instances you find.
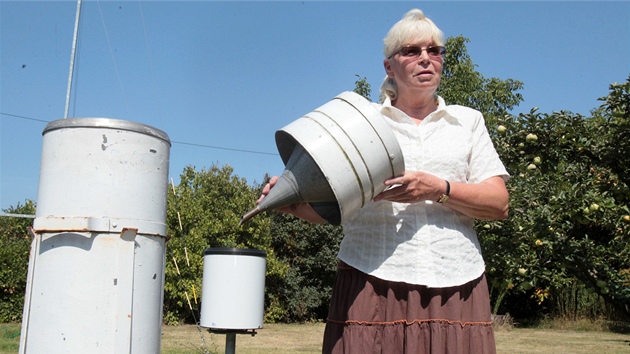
[64,0,82,119]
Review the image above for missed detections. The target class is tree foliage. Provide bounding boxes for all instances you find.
[163,164,277,324]
[353,74,372,101]
[479,78,630,321]
[0,201,35,322]
[596,79,630,187]
[266,212,342,322]
[439,36,524,123]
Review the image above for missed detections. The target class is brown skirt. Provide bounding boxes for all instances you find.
[322,262,496,354]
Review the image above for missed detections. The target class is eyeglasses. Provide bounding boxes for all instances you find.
[388,45,446,59]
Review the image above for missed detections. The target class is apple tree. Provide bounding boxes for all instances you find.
[479,77,630,319]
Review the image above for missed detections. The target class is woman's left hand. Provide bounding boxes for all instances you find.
[374,171,443,203]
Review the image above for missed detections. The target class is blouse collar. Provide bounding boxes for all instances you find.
[379,95,457,125]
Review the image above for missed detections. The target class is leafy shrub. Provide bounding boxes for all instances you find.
[0,200,35,322]
[266,212,342,322]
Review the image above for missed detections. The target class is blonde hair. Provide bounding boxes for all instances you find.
[380,9,445,102]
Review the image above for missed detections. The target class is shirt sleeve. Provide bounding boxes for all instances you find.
[467,112,510,184]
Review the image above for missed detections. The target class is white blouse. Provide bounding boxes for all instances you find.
[337,96,509,288]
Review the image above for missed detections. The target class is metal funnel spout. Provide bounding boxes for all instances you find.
[240,144,335,224]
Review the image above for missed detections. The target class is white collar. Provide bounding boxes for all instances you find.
[379,95,453,125]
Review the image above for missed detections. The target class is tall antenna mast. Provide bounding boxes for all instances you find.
[64,0,82,119]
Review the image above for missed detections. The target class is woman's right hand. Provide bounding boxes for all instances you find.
[258,176,327,224]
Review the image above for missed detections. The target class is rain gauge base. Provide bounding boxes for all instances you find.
[207,329,257,354]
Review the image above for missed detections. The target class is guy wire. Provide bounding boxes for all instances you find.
[96,0,131,116]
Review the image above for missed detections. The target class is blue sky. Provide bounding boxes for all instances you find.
[1,1,629,210]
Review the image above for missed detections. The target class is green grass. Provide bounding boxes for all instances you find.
[2,321,629,354]
[161,323,325,354]
[0,323,20,354]
[495,327,629,354]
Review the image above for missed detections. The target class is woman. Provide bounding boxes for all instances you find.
[260,9,509,354]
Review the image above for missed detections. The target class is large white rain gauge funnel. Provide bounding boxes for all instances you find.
[19,118,171,354]
[200,248,267,354]
[241,91,405,224]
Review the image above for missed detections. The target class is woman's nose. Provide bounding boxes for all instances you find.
[417,50,431,63]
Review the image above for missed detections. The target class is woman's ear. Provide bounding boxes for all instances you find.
[383,59,395,78]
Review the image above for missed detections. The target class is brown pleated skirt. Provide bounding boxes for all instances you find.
[322,262,496,354]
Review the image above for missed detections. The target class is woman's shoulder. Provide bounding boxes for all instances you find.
[436,96,483,123]
[443,104,486,128]
[444,103,482,117]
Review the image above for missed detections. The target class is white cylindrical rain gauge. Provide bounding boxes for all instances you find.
[19,118,170,354]
[200,248,267,331]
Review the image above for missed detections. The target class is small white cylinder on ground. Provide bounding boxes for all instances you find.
[200,248,267,330]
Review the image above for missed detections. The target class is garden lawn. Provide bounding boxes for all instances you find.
[2,322,629,353]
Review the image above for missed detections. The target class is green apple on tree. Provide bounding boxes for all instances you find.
[596,280,607,288]
[526,133,538,142]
